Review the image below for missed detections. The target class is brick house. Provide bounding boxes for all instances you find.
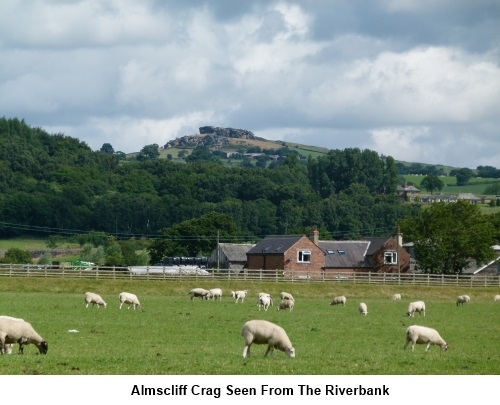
[245,235,325,279]
[318,235,411,277]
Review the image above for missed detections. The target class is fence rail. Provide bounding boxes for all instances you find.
[0,265,498,287]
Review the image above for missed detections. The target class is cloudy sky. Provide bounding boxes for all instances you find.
[1,0,499,168]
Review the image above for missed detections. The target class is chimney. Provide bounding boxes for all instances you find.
[396,227,403,247]
[310,228,319,245]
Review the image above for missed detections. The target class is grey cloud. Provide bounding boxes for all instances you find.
[0,0,499,169]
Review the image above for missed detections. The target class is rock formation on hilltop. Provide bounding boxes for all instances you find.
[164,126,266,149]
[199,126,256,139]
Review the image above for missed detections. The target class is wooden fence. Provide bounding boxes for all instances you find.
[0,264,498,287]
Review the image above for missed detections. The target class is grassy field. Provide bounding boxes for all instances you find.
[0,238,79,251]
[0,278,498,375]
[404,174,500,195]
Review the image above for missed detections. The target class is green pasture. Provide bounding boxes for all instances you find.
[0,278,499,375]
[403,174,500,195]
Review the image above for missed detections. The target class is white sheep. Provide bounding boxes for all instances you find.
[241,320,295,358]
[456,295,471,306]
[0,316,48,355]
[404,325,448,352]
[277,299,294,312]
[494,294,500,302]
[358,302,368,316]
[330,295,347,306]
[233,290,248,303]
[189,288,210,300]
[2,343,13,354]
[119,292,141,309]
[392,293,402,301]
[0,316,20,354]
[84,292,107,308]
[207,288,223,301]
[406,301,426,317]
[280,292,295,302]
[257,293,273,311]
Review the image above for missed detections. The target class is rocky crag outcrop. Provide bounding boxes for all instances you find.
[164,126,267,149]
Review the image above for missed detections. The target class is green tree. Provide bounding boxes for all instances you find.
[136,144,160,161]
[420,174,444,193]
[148,212,239,263]
[100,143,114,154]
[450,168,473,186]
[38,251,53,265]
[3,247,32,264]
[105,240,124,266]
[399,201,496,274]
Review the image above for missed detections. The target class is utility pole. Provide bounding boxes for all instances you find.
[216,230,220,273]
[397,226,401,282]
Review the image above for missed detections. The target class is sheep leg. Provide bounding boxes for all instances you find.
[264,345,274,357]
[242,345,250,358]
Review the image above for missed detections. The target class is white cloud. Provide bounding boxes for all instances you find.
[0,0,499,168]
[306,46,500,126]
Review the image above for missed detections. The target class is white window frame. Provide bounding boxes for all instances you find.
[384,251,398,265]
[297,250,311,263]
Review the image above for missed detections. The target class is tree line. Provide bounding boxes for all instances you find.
[1,117,498,273]
[0,117,416,242]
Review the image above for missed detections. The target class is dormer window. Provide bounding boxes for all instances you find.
[297,250,311,263]
[384,251,398,265]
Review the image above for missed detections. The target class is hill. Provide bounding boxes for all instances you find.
[161,125,329,159]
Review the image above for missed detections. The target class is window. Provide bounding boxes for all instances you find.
[338,250,346,255]
[297,250,311,263]
[384,251,398,265]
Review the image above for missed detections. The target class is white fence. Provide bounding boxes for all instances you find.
[0,264,498,287]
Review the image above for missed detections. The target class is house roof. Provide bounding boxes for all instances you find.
[247,235,305,255]
[457,193,480,201]
[218,243,254,261]
[363,237,392,256]
[318,240,371,268]
[397,185,420,192]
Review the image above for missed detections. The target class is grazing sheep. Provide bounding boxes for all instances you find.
[207,288,223,301]
[404,325,448,352]
[456,295,471,306]
[330,295,347,306]
[189,288,210,301]
[119,292,141,309]
[392,293,402,301]
[494,295,500,302]
[0,316,20,354]
[358,302,368,316]
[84,292,107,308]
[257,293,273,311]
[280,292,295,302]
[233,290,248,303]
[241,320,295,358]
[0,316,48,355]
[2,343,13,354]
[406,301,426,317]
[277,299,294,312]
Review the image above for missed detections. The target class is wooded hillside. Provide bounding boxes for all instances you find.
[0,117,421,248]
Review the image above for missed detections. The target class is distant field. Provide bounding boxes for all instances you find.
[404,175,500,195]
[0,238,50,250]
[0,238,79,250]
[0,278,498,375]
